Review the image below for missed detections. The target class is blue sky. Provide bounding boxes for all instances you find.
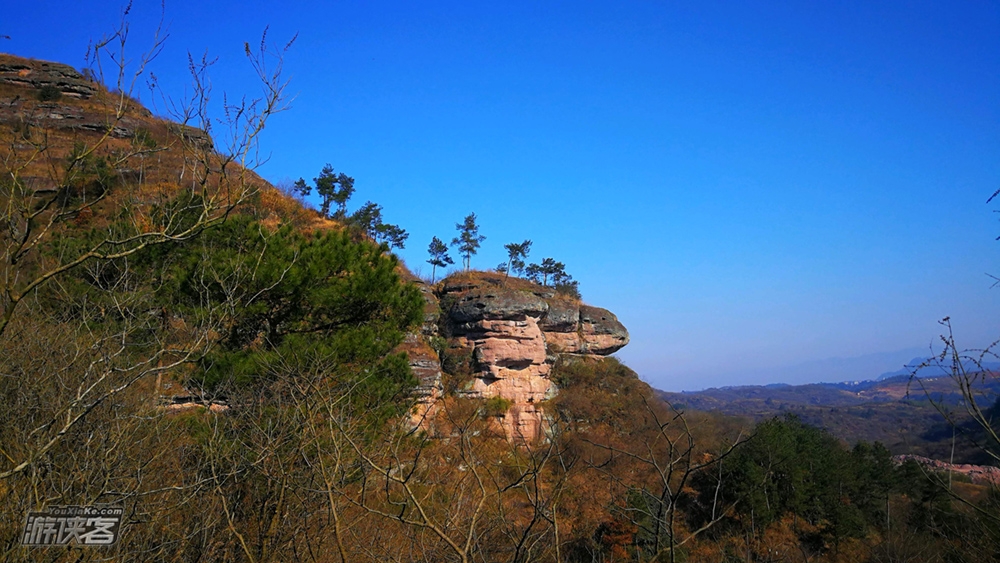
[5,1,999,390]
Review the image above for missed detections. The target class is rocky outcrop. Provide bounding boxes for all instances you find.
[424,273,629,441]
[0,54,213,149]
[403,333,444,430]
[580,305,630,354]
[13,101,136,137]
[447,285,549,324]
[0,55,97,99]
[542,303,628,356]
[169,123,214,150]
[399,279,446,429]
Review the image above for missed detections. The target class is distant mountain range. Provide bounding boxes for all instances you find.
[679,347,934,389]
[875,358,1000,381]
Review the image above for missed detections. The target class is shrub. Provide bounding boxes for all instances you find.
[483,396,513,417]
[36,84,62,101]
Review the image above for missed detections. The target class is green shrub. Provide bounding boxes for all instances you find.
[483,396,513,417]
[429,335,447,360]
[36,84,62,101]
[132,127,157,149]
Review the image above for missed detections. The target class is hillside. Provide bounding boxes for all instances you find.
[0,53,320,230]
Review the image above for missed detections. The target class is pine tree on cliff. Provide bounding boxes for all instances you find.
[297,166,407,249]
[503,239,532,281]
[526,258,568,286]
[426,236,453,283]
[452,213,485,270]
[526,258,580,298]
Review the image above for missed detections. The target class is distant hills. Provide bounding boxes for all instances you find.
[691,347,929,387]
[657,371,1000,464]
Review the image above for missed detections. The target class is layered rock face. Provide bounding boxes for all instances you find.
[0,55,97,98]
[0,54,213,148]
[415,274,628,441]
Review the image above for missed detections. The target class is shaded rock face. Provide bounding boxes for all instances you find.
[404,280,445,430]
[404,333,444,430]
[446,286,548,324]
[424,274,629,441]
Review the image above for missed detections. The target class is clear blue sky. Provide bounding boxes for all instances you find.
[5,1,999,390]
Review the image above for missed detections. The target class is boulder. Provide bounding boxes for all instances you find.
[579,305,629,355]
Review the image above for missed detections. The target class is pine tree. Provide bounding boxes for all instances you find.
[311,164,355,219]
[348,202,409,250]
[503,239,532,281]
[426,237,454,283]
[525,257,579,297]
[376,223,409,250]
[451,213,486,270]
[525,257,560,286]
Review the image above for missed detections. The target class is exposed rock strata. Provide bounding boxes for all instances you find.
[0,54,213,149]
[168,123,214,150]
[0,56,97,98]
[404,333,444,430]
[411,274,628,441]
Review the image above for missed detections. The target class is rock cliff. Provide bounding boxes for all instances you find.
[409,272,628,441]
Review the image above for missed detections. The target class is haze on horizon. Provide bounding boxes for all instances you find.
[5,1,998,392]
